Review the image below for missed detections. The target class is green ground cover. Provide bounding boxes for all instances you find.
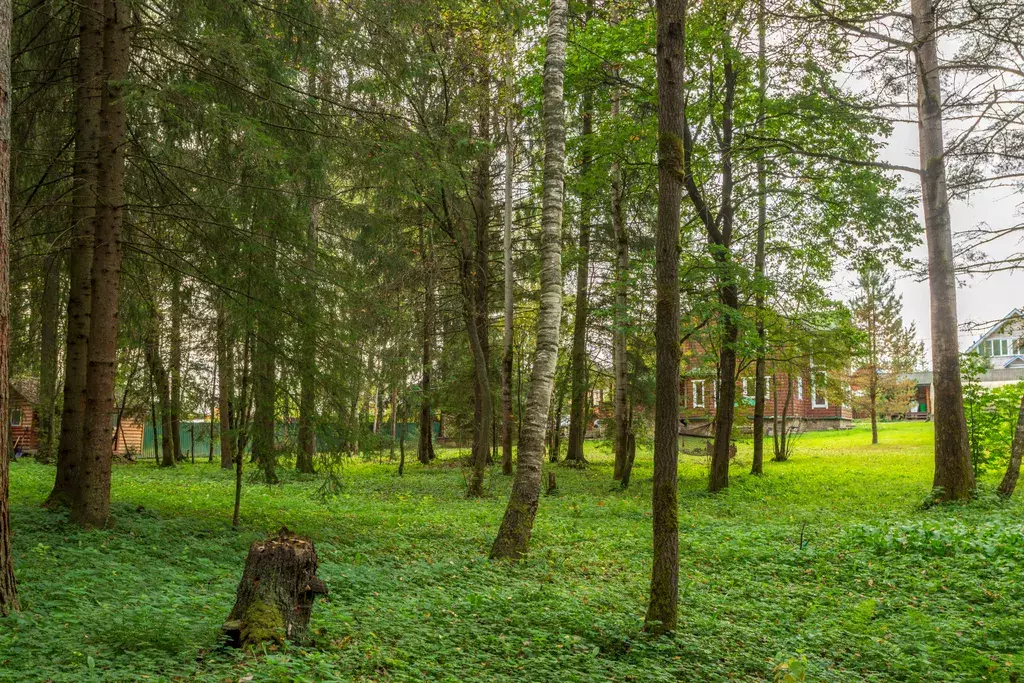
[1,421,1022,681]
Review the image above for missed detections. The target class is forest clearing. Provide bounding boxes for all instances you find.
[0,0,1023,680]
[2,422,1022,681]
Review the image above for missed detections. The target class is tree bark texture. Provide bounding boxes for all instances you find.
[169,274,183,462]
[489,0,567,560]
[253,327,278,484]
[49,0,102,508]
[997,394,1024,498]
[566,84,594,465]
[217,297,235,469]
[711,298,738,492]
[611,64,630,481]
[73,0,129,528]
[297,201,320,475]
[645,0,685,635]
[751,0,768,476]
[418,224,437,464]
[37,250,61,463]
[910,0,974,500]
[144,311,174,468]
[467,62,493,496]
[501,62,515,477]
[223,528,327,648]
[0,0,20,611]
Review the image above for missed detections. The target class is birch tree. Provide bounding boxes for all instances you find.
[490,0,568,560]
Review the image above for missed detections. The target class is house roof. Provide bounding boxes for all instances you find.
[10,377,40,405]
[965,308,1024,354]
[1005,355,1024,369]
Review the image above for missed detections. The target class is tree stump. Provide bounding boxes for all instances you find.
[223,527,327,648]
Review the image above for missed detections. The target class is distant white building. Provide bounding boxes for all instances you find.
[898,309,1024,417]
[965,308,1024,369]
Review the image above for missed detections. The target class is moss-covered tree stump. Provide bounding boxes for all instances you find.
[223,527,327,648]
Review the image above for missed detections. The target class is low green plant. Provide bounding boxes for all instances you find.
[1,421,1021,681]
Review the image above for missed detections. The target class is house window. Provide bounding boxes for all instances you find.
[812,372,828,408]
[693,380,706,408]
[1015,338,1024,355]
[985,338,1011,356]
[743,377,771,399]
[10,409,22,427]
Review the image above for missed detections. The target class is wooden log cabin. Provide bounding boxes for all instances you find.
[10,378,145,457]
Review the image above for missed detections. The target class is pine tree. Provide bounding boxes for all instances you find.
[851,262,924,445]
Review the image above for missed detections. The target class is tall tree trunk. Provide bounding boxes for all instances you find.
[253,329,277,484]
[997,394,1024,498]
[645,0,685,635]
[297,201,319,474]
[390,384,398,447]
[72,0,129,528]
[711,299,738,492]
[217,296,235,469]
[208,364,215,462]
[750,0,768,476]
[870,373,879,445]
[566,84,594,466]
[464,251,492,497]
[610,8,630,481]
[235,325,253,457]
[501,55,515,477]
[489,0,567,560]
[397,399,407,476]
[0,0,20,612]
[48,0,103,508]
[144,312,174,468]
[704,42,738,495]
[467,55,493,496]
[418,224,437,464]
[372,383,380,434]
[169,274,182,461]
[38,250,61,463]
[910,0,974,500]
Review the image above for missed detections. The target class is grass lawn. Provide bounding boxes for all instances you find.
[2,421,1023,681]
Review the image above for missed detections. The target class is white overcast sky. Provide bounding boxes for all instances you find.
[832,29,1024,366]
[828,118,1022,364]
[875,121,1023,361]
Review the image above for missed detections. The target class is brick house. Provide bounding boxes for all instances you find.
[680,339,853,435]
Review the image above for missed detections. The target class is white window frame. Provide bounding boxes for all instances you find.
[744,376,772,400]
[693,380,706,408]
[10,409,22,427]
[811,372,828,409]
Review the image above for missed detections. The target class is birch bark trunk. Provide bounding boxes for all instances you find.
[490,0,567,560]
